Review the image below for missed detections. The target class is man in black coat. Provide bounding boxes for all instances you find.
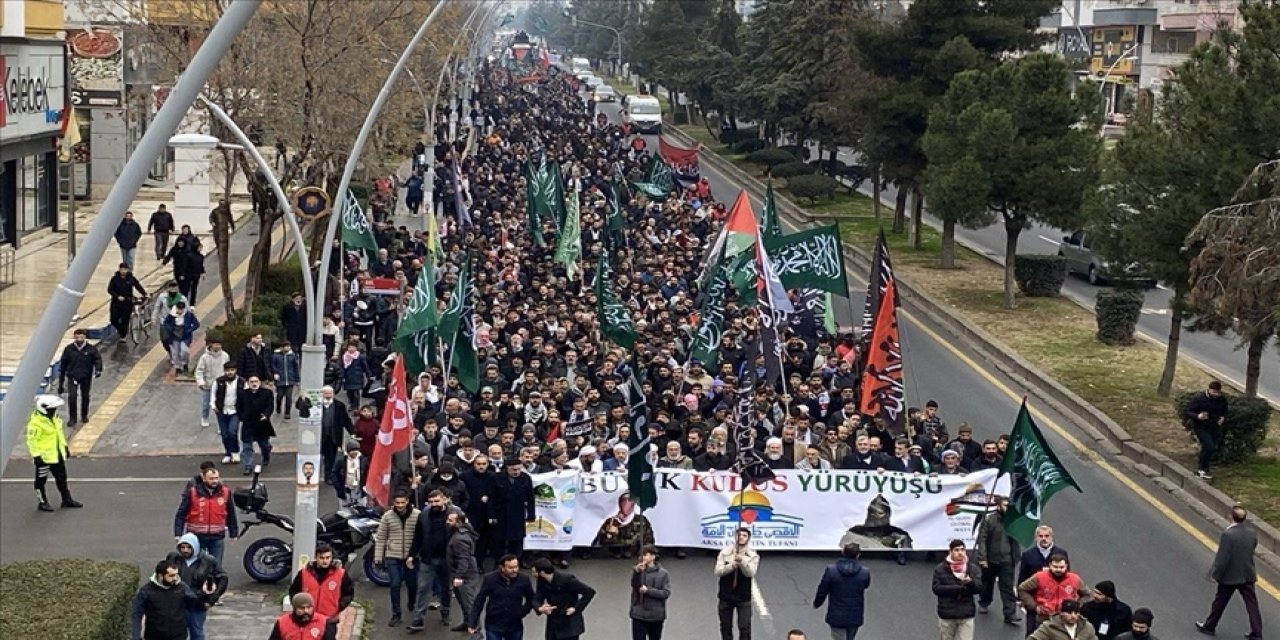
[115,210,143,269]
[533,558,597,640]
[460,455,498,564]
[932,539,983,637]
[1196,506,1263,639]
[168,533,230,640]
[235,376,275,474]
[317,386,353,476]
[58,329,102,427]
[236,333,273,382]
[1183,380,1229,480]
[493,456,535,559]
[279,293,308,352]
[148,204,175,260]
[468,554,535,639]
[163,236,205,302]
[131,559,213,640]
[107,262,147,341]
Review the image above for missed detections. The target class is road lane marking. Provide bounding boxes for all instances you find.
[755,163,1280,602]
[750,580,775,636]
[68,235,263,457]
[1037,234,1063,246]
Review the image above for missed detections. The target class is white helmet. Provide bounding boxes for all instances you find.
[35,394,65,412]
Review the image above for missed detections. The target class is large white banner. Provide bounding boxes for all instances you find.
[525,469,1008,551]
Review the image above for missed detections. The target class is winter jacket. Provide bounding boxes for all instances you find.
[172,476,239,537]
[211,375,245,415]
[130,574,200,640]
[287,561,355,617]
[236,344,273,381]
[26,412,68,463]
[1082,597,1134,640]
[813,559,871,628]
[148,208,175,233]
[115,218,143,249]
[58,342,102,383]
[1183,390,1228,429]
[714,543,760,603]
[162,310,200,344]
[108,272,147,302]
[1018,545,1071,583]
[1028,614,1100,640]
[975,510,1020,566]
[493,472,535,540]
[271,351,300,386]
[931,561,983,620]
[279,302,307,345]
[408,504,464,561]
[341,355,371,391]
[1018,569,1089,616]
[374,507,420,562]
[535,571,596,640]
[446,523,481,580]
[236,387,276,440]
[469,569,535,633]
[629,564,671,622]
[194,348,230,388]
[166,533,229,603]
[460,469,496,527]
[427,472,471,511]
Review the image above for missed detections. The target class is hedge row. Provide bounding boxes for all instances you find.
[210,254,301,354]
[1013,255,1068,297]
[1,560,140,640]
[746,148,798,169]
[787,175,840,203]
[731,138,767,154]
[771,161,817,179]
[1095,289,1144,346]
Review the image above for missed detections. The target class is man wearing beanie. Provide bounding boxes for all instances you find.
[1082,580,1133,640]
[269,592,337,640]
[1028,600,1099,640]
[1115,608,1158,640]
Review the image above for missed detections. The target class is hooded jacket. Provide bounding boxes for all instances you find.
[130,572,200,640]
[166,533,229,604]
[194,348,230,388]
[814,558,871,628]
[446,522,481,580]
[714,537,760,603]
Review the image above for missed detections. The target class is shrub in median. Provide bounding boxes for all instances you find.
[719,129,755,145]
[732,138,767,154]
[772,161,817,179]
[1174,393,1273,466]
[1094,288,1144,346]
[778,144,811,162]
[1013,255,1068,297]
[1,559,139,640]
[211,321,279,357]
[745,148,798,169]
[261,255,305,299]
[787,175,840,203]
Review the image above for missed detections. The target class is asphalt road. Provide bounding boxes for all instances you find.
[791,137,1280,405]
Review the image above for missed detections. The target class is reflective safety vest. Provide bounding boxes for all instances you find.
[1031,568,1084,614]
[273,612,330,640]
[184,484,230,536]
[299,565,346,618]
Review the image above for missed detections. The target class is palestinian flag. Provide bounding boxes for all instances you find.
[700,190,759,285]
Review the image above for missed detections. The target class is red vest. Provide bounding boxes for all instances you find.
[1031,568,1084,613]
[184,484,230,536]
[273,612,330,640]
[299,565,346,618]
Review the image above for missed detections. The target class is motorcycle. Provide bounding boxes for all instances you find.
[234,468,390,586]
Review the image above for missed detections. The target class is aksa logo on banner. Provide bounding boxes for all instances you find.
[699,489,804,541]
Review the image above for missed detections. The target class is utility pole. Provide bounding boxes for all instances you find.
[0,0,262,475]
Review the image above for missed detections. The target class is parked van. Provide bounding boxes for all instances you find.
[623,95,662,133]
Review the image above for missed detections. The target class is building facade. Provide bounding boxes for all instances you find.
[1,0,67,247]
[1043,0,1243,119]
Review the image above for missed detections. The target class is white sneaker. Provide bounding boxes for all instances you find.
[201,418,210,428]
[231,453,241,463]
[221,456,232,464]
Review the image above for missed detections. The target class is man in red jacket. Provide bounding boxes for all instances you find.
[269,593,336,640]
[173,461,238,566]
[288,543,355,620]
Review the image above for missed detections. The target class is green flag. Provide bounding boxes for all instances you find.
[822,292,837,335]
[763,225,849,295]
[394,328,435,381]
[525,158,555,247]
[396,264,439,338]
[341,189,378,253]
[554,187,582,278]
[631,154,675,201]
[999,401,1082,546]
[606,176,627,249]
[626,366,657,510]
[689,257,733,369]
[594,251,636,349]
[439,257,470,342]
[441,257,479,393]
[761,182,782,239]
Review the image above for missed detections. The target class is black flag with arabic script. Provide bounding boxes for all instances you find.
[732,337,776,485]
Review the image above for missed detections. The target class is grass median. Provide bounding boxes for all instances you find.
[680,123,1280,525]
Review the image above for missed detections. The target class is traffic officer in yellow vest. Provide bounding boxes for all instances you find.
[27,394,83,512]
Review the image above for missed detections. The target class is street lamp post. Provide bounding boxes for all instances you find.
[1097,43,1141,137]
[0,0,262,475]
[182,95,321,574]
[432,2,494,148]
[567,14,625,76]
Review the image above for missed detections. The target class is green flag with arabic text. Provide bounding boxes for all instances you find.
[998,401,1082,546]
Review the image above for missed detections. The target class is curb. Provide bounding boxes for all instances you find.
[669,125,1280,572]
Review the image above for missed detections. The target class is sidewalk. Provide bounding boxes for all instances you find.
[205,590,363,640]
[0,190,256,401]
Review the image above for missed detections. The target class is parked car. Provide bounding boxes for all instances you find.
[592,85,617,103]
[1058,230,1156,287]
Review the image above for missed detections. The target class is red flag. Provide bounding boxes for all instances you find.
[364,355,412,507]
[859,280,905,432]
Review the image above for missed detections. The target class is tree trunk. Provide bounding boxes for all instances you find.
[214,148,237,317]
[827,149,837,176]
[911,184,924,250]
[941,218,956,269]
[1157,294,1183,397]
[892,188,908,235]
[872,164,882,221]
[1003,220,1021,310]
[1244,332,1266,398]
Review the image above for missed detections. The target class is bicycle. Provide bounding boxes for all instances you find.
[130,295,152,345]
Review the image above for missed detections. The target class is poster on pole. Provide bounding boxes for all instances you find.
[524,469,1010,551]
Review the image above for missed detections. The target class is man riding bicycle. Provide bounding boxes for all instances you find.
[107,263,147,343]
